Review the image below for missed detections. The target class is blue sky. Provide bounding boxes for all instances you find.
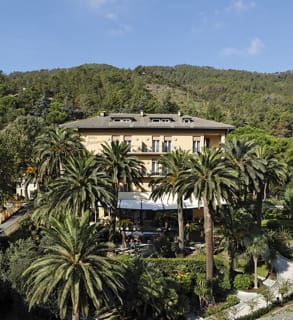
[0,0,292,74]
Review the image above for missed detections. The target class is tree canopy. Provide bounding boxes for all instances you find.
[0,64,292,137]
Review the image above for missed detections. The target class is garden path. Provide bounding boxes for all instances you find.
[189,254,293,319]
[231,254,293,319]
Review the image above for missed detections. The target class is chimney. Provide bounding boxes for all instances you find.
[178,111,182,117]
[100,111,106,117]
[140,110,144,117]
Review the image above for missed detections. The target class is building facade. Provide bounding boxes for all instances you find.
[63,111,234,192]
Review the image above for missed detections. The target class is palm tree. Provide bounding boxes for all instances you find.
[121,257,179,319]
[150,150,191,253]
[34,125,84,188]
[245,234,269,289]
[223,138,266,204]
[32,151,113,223]
[255,146,287,226]
[220,208,256,280]
[96,141,146,240]
[23,212,126,320]
[47,150,113,217]
[178,148,238,282]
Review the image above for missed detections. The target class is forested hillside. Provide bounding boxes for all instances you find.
[0,64,292,136]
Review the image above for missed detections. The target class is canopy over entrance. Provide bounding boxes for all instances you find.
[117,192,202,211]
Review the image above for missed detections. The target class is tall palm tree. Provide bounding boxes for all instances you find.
[255,146,287,226]
[23,212,126,320]
[150,150,191,253]
[34,125,84,188]
[96,141,146,240]
[47,150,113,217]
[223,138,266,204]
[178,148,238,282]
[245,234,269,289]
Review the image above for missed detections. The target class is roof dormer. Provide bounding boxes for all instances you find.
[150,117,174,123]
[182,117,193,123]
[110,116,135,123]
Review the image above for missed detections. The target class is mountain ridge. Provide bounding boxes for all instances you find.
[0,63,292,137]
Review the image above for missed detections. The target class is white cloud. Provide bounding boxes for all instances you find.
[247,37,264,55]
[81,0,133,35]
[227,0,255,13]
[220,37,264,57]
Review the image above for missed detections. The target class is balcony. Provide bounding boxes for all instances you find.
[129,145,161,154]
[147,170,162,177]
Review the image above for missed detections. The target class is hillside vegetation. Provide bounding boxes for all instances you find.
[0,64,292,136]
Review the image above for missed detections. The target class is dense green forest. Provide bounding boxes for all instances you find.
[0,64,292,136]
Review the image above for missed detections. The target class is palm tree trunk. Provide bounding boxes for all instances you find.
[263,182,268,201]
[71,281,79,320]
[177,198,184,254]
[24,179,30,202]
[227,240,235,282]
[143,303,148,318]
[186,230,190,242]
[121,230,127,248]
[203,200,214,282]
[253,256,258,289]
[109,183,119,242]
[255,184,264,228]
[36,175,40,194]
[72,303,79,320]
[109,207,117,242]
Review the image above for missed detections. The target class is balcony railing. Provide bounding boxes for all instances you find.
[147,170,162,176]
[130,146,161,153]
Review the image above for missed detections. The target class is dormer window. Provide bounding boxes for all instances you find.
[111,117,133,123]
[182,117,193,123]
[113,118,131,122]
[151,117,173,123]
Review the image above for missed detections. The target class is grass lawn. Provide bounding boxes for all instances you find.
[257,264,270,278]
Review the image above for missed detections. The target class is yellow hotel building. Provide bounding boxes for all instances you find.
[64,110,234,182]
[63,111,234,223]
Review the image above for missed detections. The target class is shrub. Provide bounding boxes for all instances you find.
[203,294,240,317]
[152,236,177,257]
[266,219,281,230]
[214,255,231,295]
[233,274,253,290]
[236,305,272,320]
[226,294,240,307]
[116,256,192,318]
[146,256,206,278]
